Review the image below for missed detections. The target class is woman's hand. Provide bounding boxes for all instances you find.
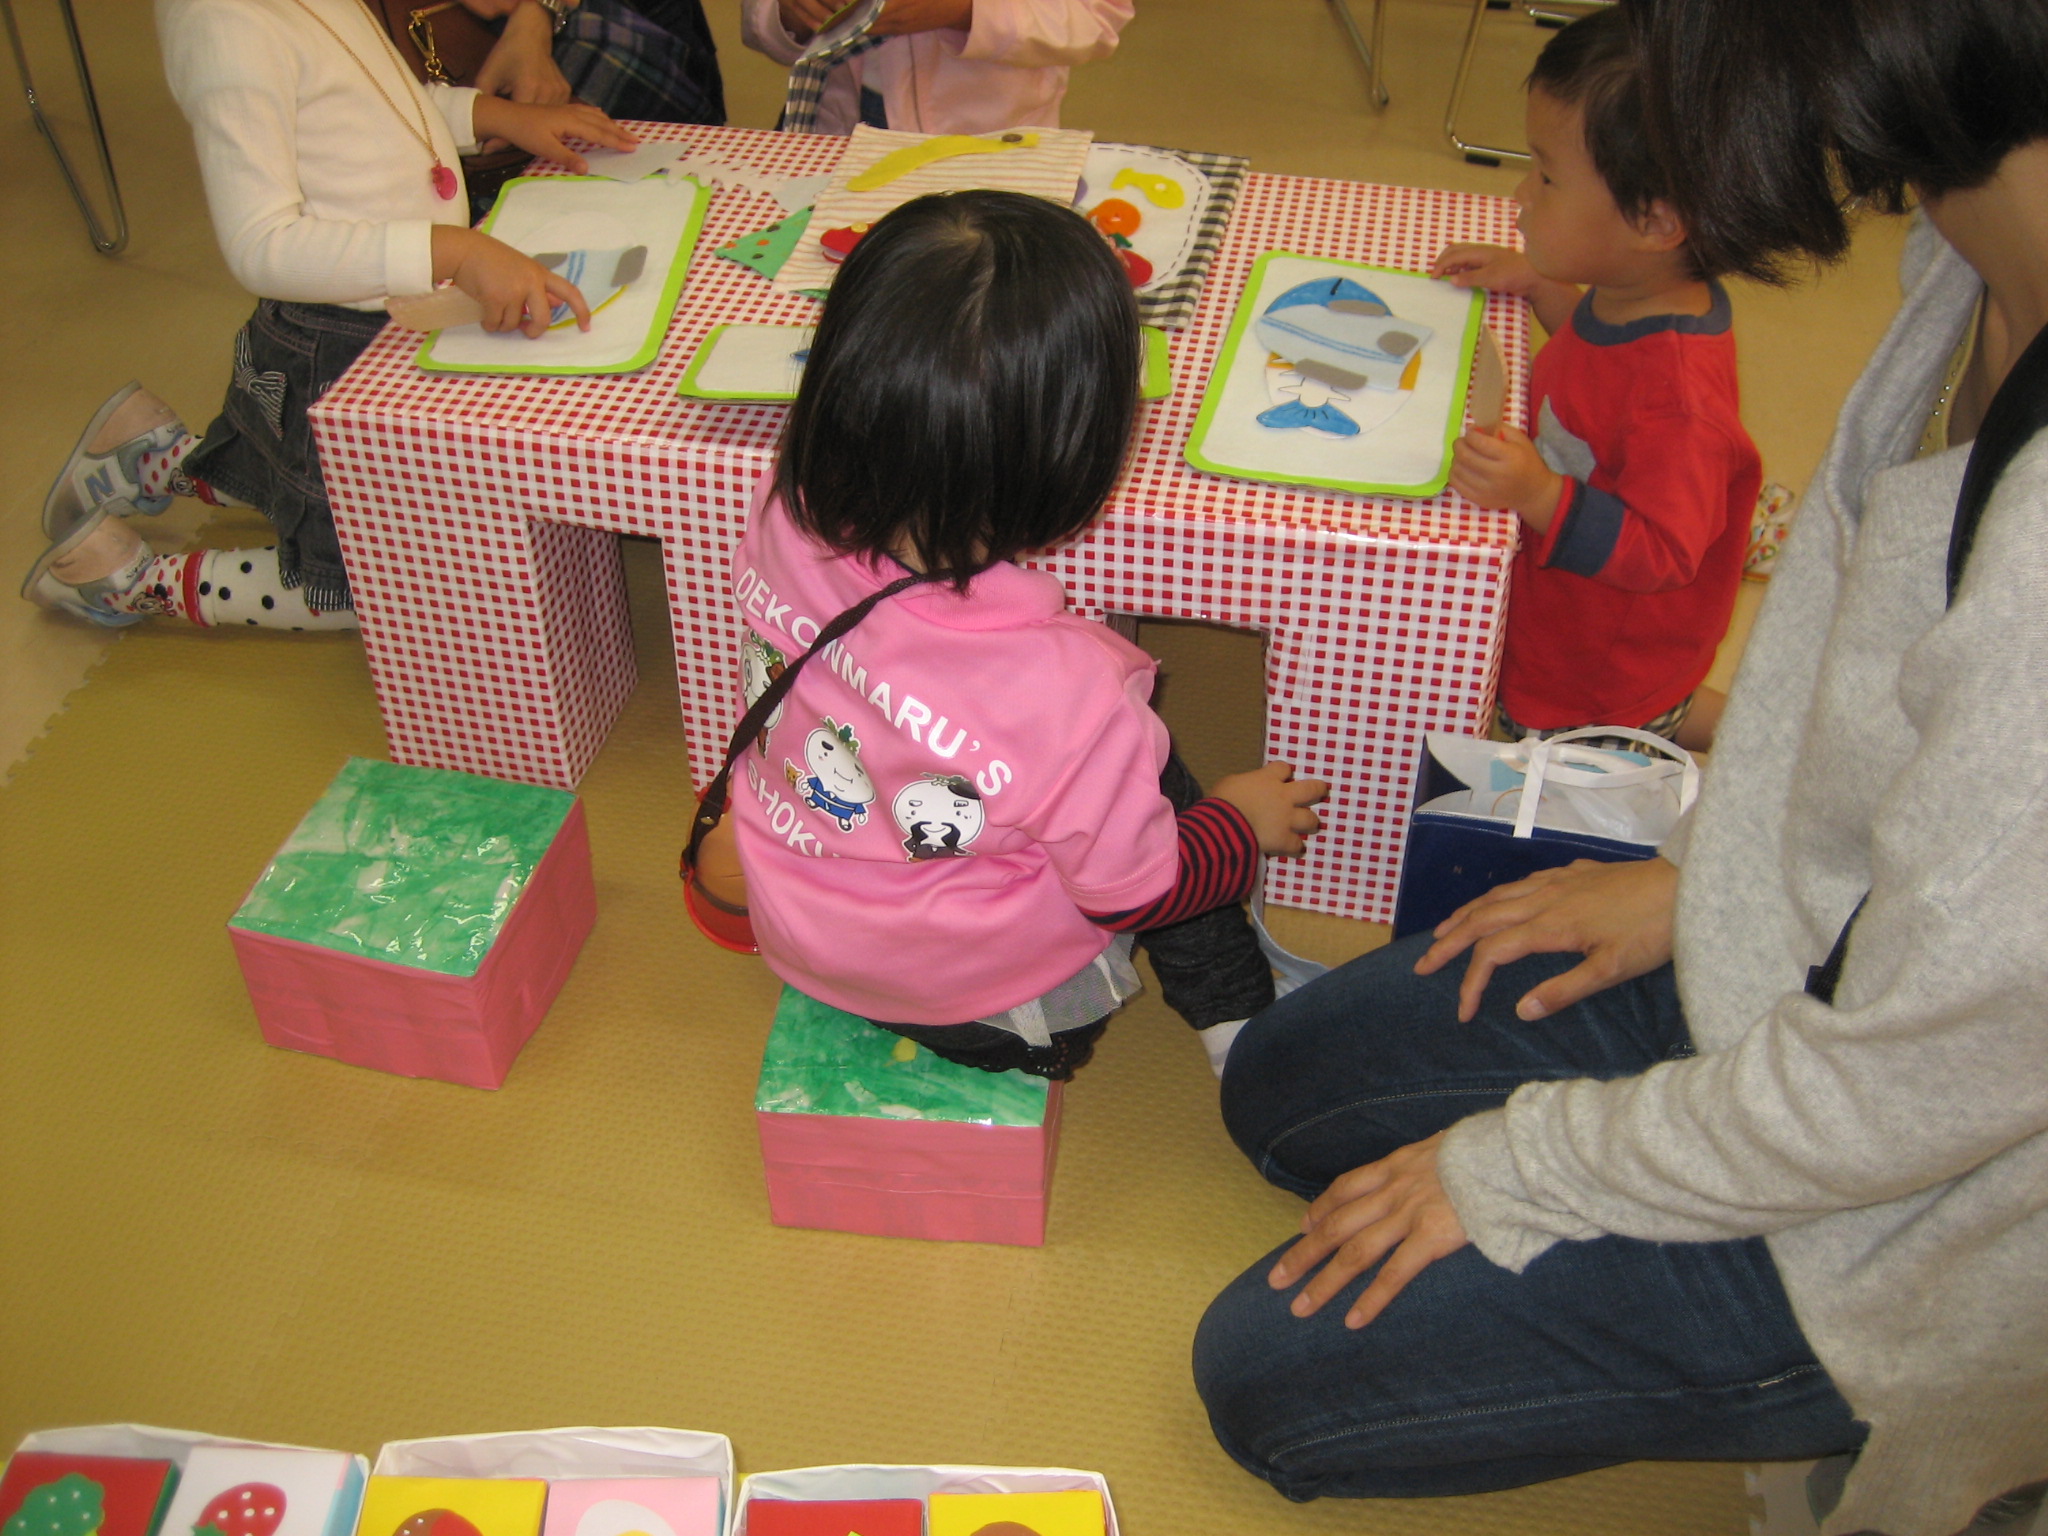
[468,98,637,173]
[431,225,592,336]
[1415,855,1678,1023]
[1211,762,1329,857]
[473,3,573,106]
[1449,425,1566,530]
[1267,1132,1469,1329]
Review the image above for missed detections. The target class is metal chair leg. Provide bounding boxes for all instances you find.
[1327,0,1389,110]
[1444,0,1529,165]
[3,0,129,254]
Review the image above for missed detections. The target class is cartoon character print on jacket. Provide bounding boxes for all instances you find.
[786,717,874,831]
[891,774,985,860]
[740,630,788,754]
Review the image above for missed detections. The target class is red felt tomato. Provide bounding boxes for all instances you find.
[1089,199,1142,237]
[195,1485,287,1536]
[1117,247,1154,287]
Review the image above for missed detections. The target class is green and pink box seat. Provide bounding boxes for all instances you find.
[755,988,1064,1247]
[227,758,595,1090]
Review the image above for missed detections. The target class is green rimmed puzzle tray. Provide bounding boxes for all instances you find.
[1185,251,1484,499]
[416,174,711,376]
[678,323,1175,403]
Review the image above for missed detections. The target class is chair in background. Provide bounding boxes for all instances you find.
[1328,0,1389,110]
[3,0,128,253]
[1444,0,1610,165]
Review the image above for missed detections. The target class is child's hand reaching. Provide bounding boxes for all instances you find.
[431,226,593,337]
[469,98,638,172]
[1212,762,1328,858]
[1431,243,1541,297]
[1450,426,1565,531]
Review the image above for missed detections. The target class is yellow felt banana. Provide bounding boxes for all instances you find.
[846,132,1039,191]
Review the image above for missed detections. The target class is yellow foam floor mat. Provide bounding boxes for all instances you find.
[0,527,1746,1533]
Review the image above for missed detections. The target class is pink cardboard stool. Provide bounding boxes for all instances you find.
[228,758,595,1089]
[755,988,1062,1246]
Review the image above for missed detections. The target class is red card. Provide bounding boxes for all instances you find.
[0,1454,180,1536]
[743,1501,923,1536]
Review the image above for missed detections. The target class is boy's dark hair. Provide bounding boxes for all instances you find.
[1528,9,1681,250]
[775,189,1140,589]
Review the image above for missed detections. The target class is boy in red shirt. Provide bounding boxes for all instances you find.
[1431,7,1759,750]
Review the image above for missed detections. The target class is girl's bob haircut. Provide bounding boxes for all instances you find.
[774,188,1141,589]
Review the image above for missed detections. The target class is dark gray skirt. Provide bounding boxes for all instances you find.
[183,299,386,612]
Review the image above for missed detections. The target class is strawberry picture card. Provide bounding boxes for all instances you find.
[1,1454,179,1536]
[742,1501,922,1536]
[158,1448,362,1536]
[926,1493,1102,1536]
[353,1480,547,1536]
[541,1482,720,1536]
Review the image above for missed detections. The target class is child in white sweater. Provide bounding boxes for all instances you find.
[23,0,635,632]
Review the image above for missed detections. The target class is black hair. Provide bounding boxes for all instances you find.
[1814,0,2048,211]
[1629,0,1848,284]
[774,189,1141,590]
[1527,9,1673,236]
[1633,0,2048,282]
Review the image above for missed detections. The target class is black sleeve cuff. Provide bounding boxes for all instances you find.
[1545,479,1626,577]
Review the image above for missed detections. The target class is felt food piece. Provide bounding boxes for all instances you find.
[715,208,815,282]
[1088,199,1141,237]
[541,1480,720,1536]
[1252,276,1434,393]
[742,1500,923,1536]
[845,132,1039,191]
[537,246,648,329]
[160,1447,361,1536]
[818,224,869,264]
[927,1492,1103,1536]
[1111,166,1184,207]
[0,1456,179,1536]
[356,1481,544,1536]
[1467,323,1508,432]
[1117,248,1153,287]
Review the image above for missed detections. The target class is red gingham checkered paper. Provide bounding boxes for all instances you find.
[313,125,1527,922]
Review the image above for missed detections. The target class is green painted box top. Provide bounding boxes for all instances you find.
[756,986,1050,1126]
[229,757,576,978]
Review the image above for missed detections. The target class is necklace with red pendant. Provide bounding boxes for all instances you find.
[287,0,459,200]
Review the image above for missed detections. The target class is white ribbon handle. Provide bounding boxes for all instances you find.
[1509,726,1699,839]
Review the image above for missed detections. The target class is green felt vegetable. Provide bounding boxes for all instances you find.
[6,1475,105,1536]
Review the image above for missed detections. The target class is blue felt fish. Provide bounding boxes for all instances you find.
[1254,276,1433,391]
[1257,398,1361,436]
[536,245,648,329]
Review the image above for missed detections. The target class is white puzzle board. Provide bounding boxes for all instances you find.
[419,175,711,375]
[1185,252,1483,499]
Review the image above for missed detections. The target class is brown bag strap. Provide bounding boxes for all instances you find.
[684,571,935,872]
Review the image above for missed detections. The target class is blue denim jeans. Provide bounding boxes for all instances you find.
[1193,933,1867,1500]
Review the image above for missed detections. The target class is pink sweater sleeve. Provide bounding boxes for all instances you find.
[959,0,1133,68]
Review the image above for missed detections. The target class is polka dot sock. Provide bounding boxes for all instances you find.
[131,435,252,508]
[120,547,358,630]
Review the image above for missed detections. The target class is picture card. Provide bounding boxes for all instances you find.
[742,1501,922,1536]
[1185,251,1483,499]
[159,1448,361,1536]
[353,1479,547,1536]
[540,1481,720,1536]
[418,175,711,375]
[1,1455,178,1536]
[927,1492,1101,1536]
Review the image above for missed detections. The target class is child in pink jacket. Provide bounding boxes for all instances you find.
[700,190,1324,1080]
[741,0,1131,135]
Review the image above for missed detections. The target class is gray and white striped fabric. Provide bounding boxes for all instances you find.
[1135,147,1249,330]
[778,0,886,134]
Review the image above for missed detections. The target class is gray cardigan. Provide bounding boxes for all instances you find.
[1438,218,2048,1536]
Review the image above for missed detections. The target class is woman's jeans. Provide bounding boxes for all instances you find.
[1193,933,1867,1501]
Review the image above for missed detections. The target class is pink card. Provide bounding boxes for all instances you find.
[541,1481,721,1536]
